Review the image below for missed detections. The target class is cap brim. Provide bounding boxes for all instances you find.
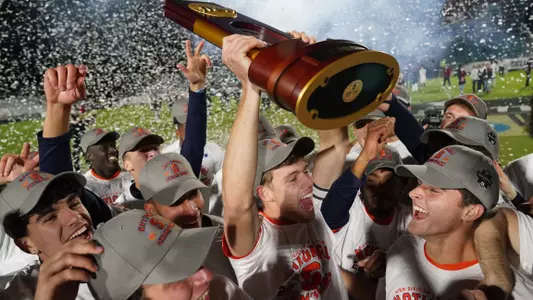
[143,226,218,285]
[121,134,165,157]
[84,131,120,153]
[19,172,87,216]
[444,98,479,118]
[394,165,463,189]
[151,178,208,206]
[365,161,400,176]
[265,137,315,172]
[175,113,187,124]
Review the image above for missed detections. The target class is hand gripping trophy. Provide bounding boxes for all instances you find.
[165,0,399,130]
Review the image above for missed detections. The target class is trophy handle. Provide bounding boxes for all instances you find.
[164,0,293,58]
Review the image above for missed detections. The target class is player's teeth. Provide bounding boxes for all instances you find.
[413,205,428,214]
[300,193,312,200]
[69,226,87,241]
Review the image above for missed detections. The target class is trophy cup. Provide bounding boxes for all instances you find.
[164,0,399,130]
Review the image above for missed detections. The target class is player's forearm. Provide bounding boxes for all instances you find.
[43,102,72,138]
[222,84,260,212]
[474,210,514,294]
[313,127,349,189]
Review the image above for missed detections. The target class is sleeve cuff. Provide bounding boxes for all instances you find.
[37,130,71,145]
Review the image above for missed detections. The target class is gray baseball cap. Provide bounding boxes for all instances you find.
[0,171,86,220]
[138,153,208,206]
[275,125,300,144]
[445,94,488,119]
[258,115,277,141]
[353,110,386,128]
[253,137,315,196]
[421,116,499,160]
[171,93,189,124]
[89,210,218,300]
[80,128,120,153]
[365,146,403,176]
[119,127,164,158]
[395,145,499,209]
[392,85,411,107]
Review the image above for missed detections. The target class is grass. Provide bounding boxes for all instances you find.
[0,96,530,167]
[409,70,533,103]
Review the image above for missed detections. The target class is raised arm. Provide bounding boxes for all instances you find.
[221,35,267,257]
[321,117,396,230]
[39,64,88,174]
[177,40,211,177]
[468,208,520,299]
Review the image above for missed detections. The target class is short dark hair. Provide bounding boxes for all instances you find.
[260,153,305,186]
[459,188,488,227]
[2,178,85,240]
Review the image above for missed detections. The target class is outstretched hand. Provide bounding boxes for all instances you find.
[0,142,39,185]
[177,40,212,91]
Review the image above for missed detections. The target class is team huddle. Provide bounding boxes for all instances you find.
[1,31,533,300]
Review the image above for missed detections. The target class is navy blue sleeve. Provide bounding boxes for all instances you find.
[512,192,526,207]
[180,89,207,178]
[320,168,364,230]
[385,94,428,163]
[37,130,73,175]
[82,189,113,229]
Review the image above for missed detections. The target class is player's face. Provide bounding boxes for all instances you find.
[143,268,212,300]
[407,182,465,238]
[441,104,475,128]
[362,169,402,218]
[148,189,204,229]
[265,159,314,223]
[124,143,161,181]
[87,138,119,173]
[24,196,93,260]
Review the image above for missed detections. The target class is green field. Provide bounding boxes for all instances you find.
[0,96,531,167]
[410,70,533,103]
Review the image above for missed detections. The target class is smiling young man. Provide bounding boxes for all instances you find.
[138,152,236,282]
[220,33,348,299]
[321,117,414,299]
[0,171,101,300]
[88,210,251,300]
[80,128,133,204]
[383,145,503,299]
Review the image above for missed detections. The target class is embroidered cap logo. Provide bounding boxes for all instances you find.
[133,127,150,137]
[427,147,455,167]
[19,171,52,191]
[487,131,497,145]
[446,118,467,131]
[94,128,106,136]
[477,169,493,188]
[162,160,189,182]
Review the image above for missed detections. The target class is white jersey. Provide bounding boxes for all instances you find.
[505,153,533,200]
[384,231,533,300]
[0,225,37,276]
[83,169,132,204]
[333,197,411,274]
[384,235,483,300]
[222,210,349,300]
[0,262,95,300]
[163,140,225,217]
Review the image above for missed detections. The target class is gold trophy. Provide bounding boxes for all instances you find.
[165,0,399,130]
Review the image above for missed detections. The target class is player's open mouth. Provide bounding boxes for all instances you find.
[67,224,93,242]
[299,193,314,211]
[413,204,428,220]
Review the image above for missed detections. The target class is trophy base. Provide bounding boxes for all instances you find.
[249,39,399,130]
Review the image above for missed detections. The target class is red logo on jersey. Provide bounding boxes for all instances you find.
[351,244,383,272]
[276,241,333,299]
[393,287,434,300]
